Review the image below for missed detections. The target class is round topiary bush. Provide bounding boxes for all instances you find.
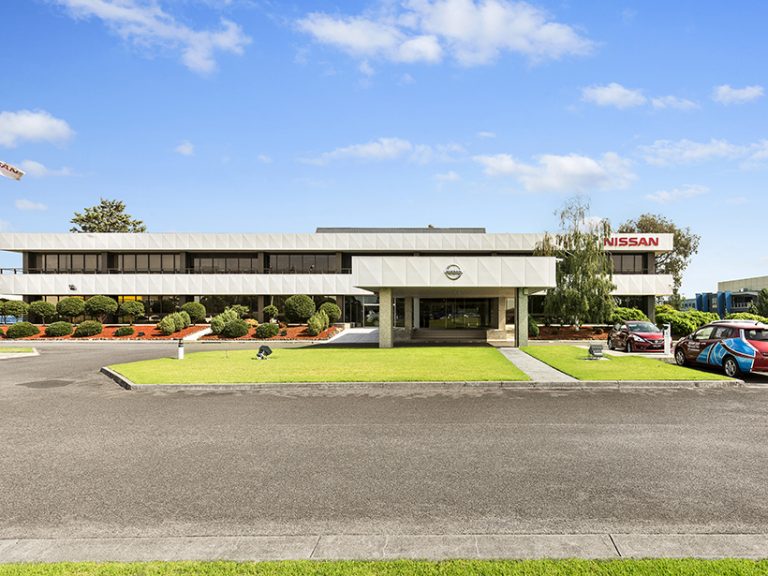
[263,304,279,320]
[284,295,315,323]
[157,315,177,335]
[29,300,57,324]
[119,300,146,324]
[179,310,191,329]
[2,300,29,320]
[319,302,341,324]
[181,302,206,324]
[306,313,324,336]
[74,320,104,337]
[45,321,73,337]
[316,309,329,330]
[6,322,39,339]
[114,326,135,337]
[528,316,540,338]
[57,297,85,322]
[85,295,118,323]
[255,322,279,339]
[220,318,249,338]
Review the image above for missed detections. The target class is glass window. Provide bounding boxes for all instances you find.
[84,254,99,271]
[238,257,251,273]
[136,254,149,272]
[694,327,715,340]
[162,254,175,272]
[149,254,161,272]
[122,254,135,272]
[712,327,734,339]
[744,329,768,341]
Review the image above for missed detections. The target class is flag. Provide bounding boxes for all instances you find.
[0,160,25,181]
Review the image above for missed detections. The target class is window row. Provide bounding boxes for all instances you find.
[265,254,338,274]
[611,254,649,275]
[29,253,102,273]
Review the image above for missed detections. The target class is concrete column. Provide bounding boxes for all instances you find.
[515,288,529,347]
[646,295,656,323]
[404,297,413,331]
[496,297,506,331]
[257,295,266,322]
[413,297,420,329]
[378,288,393,348]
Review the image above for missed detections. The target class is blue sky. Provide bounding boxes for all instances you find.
[1,0,766,296]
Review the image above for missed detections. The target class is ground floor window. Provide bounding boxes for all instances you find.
[419,298,491,329]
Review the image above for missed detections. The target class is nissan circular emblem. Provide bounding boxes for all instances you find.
[444,264,463,281]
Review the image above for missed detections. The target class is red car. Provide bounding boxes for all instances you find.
[674,320,768,377]
[607,320,664,353]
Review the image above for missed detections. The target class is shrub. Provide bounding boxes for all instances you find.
[181,302,206,324]
[528,316,540,338]
[73,320,103,338]
[280,329,288,337]
[169,312,185,332]
[686,309,719,328]
[220,318,249,338]
[306,313,324,336]
[2,300,29,320]
[284,294,315,323]
[45,321,73,337]
[29,300,57,324]
[726,312,768,324]
[610,306,648,325]
[263,304,279,320]
[179,311,191,329]
[319,302,342,324]
[210,309,239,335]
[57,297,85,321]
[115,326,135,337]
[317,309,329,330]
[255,322,279,338]
[119,300,146,324]
[6,322,39,339]
[157,316,177,336]
[226,304,249,318]
[84,295,118,323]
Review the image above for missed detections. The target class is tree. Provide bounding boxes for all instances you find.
[57,297,85,322]
[535,196,616,327]
[617,214,700,307]
[753,288,768,317]
[181,302,206,324]
[2,300,29,321]
[284,294,316,323]
[29,300,57,324]
[70,198,147,233]
[84,295,118,323]
[119,300,146,325]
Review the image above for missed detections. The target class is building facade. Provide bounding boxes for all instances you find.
[0,228,674,347]
[694,275,768,317]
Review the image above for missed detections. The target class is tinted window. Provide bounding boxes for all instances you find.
[694,327,715,340]
[712,327,734,339]
[744,329,768,341]
[627,322,659,332]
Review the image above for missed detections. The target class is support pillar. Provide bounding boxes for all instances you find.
[404,297,414,332]
[496,297,506,331]
[515,288,529,347]
[413,297,420,329]
[378,288,393,348]
[645,295,656,323]
[257,295,266,322]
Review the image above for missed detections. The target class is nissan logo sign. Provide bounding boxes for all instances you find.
[444,264,463,280]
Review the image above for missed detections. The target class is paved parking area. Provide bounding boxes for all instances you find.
[0,341,767,548]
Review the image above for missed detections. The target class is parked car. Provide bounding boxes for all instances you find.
[674,320,768,377]
[607,320,664,352]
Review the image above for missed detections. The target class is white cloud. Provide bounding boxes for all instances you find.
[712,84,764,105]
[434,170,460,181]
[19,160,72,178]
[56,0,251,74]
[0,110,75,148]
[645,184,708,204]
[305,137,463,165]
[297,0,593,67]
[15,199,48,211]
[257,154,273,164]
[651,95,698,110]
[581,83,646,109]
[474,151,634,192]
[359,60,375,76]
[639,138,746,166]
[476,130,496,138]
[726,196,748,206]
[175,140,195,156]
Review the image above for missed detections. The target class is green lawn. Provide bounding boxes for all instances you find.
[109,347,529,384]
[1,560,767,576]
[0,347,34,354]
[521,345,730,381]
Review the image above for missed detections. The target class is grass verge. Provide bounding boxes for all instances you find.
[1,560,767,576]
[109,347,529,384]
[521,345,731,381]
[0,347,34,354]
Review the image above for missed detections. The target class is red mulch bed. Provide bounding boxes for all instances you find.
[532,325,609,341]
[0,324,207,340]
[202,325,339,341]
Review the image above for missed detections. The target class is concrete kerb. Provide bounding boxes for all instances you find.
[0,348,39,360]
[100,367,741,392]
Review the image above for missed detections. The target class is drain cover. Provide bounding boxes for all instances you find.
[19,380,72,389]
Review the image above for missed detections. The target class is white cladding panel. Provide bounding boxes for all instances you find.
[612,274,674,296]
[0,232,673,253]
[352,256,557,289]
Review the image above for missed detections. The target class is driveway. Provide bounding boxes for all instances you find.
[0,341,767,540]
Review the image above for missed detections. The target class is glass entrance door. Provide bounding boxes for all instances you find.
[363,304,380,327]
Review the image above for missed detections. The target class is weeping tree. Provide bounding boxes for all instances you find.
[535,196,616,327]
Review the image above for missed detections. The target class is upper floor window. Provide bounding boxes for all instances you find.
[611,253,648,274]
[265,253,337,273]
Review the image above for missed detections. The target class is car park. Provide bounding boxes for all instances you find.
[607,320,665,352]
[674,320,768,377]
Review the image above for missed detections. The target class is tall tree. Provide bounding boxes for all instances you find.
[70,198,147,233]
[535,196,616,327]
[617,214,700,307]
[752,288,768,317]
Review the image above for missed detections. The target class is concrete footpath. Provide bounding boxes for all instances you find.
[499,347,576,382]
[1,533,767,562]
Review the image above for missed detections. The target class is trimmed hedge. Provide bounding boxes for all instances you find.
[284,295,315,323]
[319,302,341,323]
[255,322,279,338]
[610,307,649,325]
[6,322,39,339]
[29,300,57,324]
[306,313,324,336]
[220,318,249,338]
[210,309,239,335]
[157,315,177,336]
[181,302,206,324]
[57,297,85,321]
[2,300,29,320]
[262,304,279,320]
[74,320,103,338]
[115,326,135,337]
[726,312,768,324]
[45,321,73,337]
[119,300,146,324]
[655,305,717,337]
[84,295,118,322]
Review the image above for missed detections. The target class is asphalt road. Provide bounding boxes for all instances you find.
[1,341,767,540]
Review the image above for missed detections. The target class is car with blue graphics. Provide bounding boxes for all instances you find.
[674,320,768,377]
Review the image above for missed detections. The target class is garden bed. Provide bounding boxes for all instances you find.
[0,324,207,340]
[201,325,339,341]
[531,325,608,341]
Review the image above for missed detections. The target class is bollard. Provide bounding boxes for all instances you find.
[663,323,671,355]
[177,339,185,360]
